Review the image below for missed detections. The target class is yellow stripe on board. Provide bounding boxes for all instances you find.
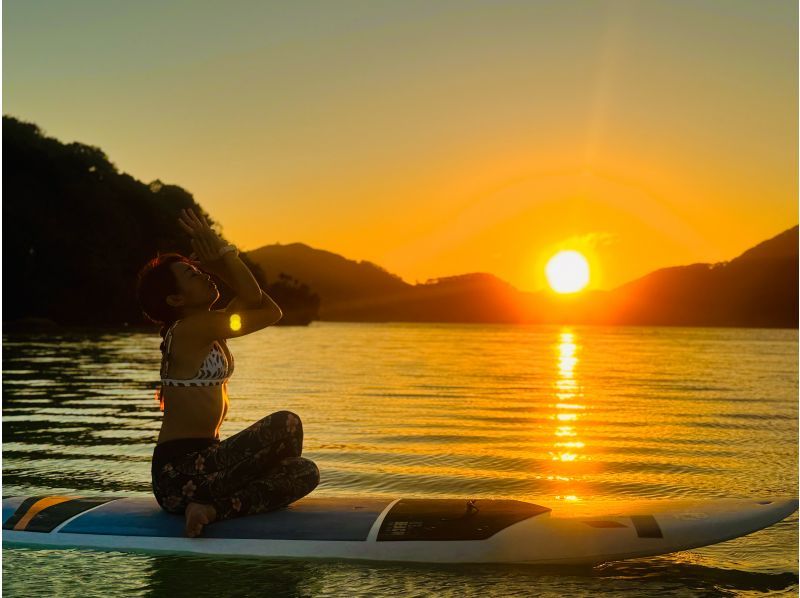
[13,496,78,530]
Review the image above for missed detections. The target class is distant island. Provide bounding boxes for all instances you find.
[3,114,797,331]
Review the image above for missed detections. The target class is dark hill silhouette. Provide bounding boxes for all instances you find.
[598,226,798,327]
[2,114,319,330]
[248,226,798,328]
[734,227,798,262]
[247,243,527,323]
[246,242,410,320]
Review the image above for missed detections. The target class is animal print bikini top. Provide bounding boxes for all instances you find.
[154,319,235,411]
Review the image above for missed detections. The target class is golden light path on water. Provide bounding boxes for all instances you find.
[550,330,586,502]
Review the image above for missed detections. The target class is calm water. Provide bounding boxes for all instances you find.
[2,322,798,597]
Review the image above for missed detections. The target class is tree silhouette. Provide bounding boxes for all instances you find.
[3,114,319,328]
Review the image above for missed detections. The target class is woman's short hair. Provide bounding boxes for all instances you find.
[135,252,194,342]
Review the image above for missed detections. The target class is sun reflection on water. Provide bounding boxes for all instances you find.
[548,329,589,498]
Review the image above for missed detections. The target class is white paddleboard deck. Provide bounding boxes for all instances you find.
[2,495,797,565]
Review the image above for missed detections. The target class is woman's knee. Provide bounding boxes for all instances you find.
[275,410,301,425]
[282,456,320,490]
[267,410,303,439]
[258,410,302,430]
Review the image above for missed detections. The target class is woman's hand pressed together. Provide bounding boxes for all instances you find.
[178,208,229,278]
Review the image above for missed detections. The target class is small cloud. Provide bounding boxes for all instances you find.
[568,231,617,249]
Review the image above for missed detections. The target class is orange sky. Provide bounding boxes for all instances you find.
[4,1,797,291]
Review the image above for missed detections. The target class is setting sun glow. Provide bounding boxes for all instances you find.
[545,251,590,294]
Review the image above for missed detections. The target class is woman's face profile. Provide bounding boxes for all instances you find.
[168,261,218,309]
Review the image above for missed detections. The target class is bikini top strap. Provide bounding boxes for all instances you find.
[161,319,182,379]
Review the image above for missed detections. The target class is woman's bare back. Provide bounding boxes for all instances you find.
[157,327,230,444]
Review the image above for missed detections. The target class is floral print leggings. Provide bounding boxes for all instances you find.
[151,410,320,521]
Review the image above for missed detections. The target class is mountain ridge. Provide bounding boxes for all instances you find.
[246,225,798,327]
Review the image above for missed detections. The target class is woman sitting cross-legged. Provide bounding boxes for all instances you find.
[136,207,320,538]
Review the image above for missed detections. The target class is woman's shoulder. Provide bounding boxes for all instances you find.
[168,316,226,350]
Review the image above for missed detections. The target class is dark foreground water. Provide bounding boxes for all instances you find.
[3,322,797,597]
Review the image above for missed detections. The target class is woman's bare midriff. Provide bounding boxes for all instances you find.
[157,384,229,444]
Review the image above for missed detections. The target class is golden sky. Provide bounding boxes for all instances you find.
[4,1,797,292]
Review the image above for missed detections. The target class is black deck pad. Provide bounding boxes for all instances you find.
[377,498,551,541]
[630,514,663,538]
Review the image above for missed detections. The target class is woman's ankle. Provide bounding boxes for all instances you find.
[188,501,217,519]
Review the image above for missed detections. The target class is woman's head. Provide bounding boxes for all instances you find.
[136,252,218,337]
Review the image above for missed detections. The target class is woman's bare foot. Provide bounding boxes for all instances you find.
[184,502,217,537]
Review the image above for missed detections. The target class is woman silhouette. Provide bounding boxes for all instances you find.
[136,208,320,537]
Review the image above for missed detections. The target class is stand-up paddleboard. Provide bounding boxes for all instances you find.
[2,495,797,565]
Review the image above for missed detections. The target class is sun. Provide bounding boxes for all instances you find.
[545,250,590,294]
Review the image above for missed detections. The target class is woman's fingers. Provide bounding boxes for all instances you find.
[186,208,206,230]
[180,209,202,228]
[178,218,195,235]
[180,208,218,247]
[192,210,215,235]
[178,210,201,234]
[200,229,221,250]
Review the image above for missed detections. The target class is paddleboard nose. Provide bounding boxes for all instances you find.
[749,497,799,525]
[768,497,798,515]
